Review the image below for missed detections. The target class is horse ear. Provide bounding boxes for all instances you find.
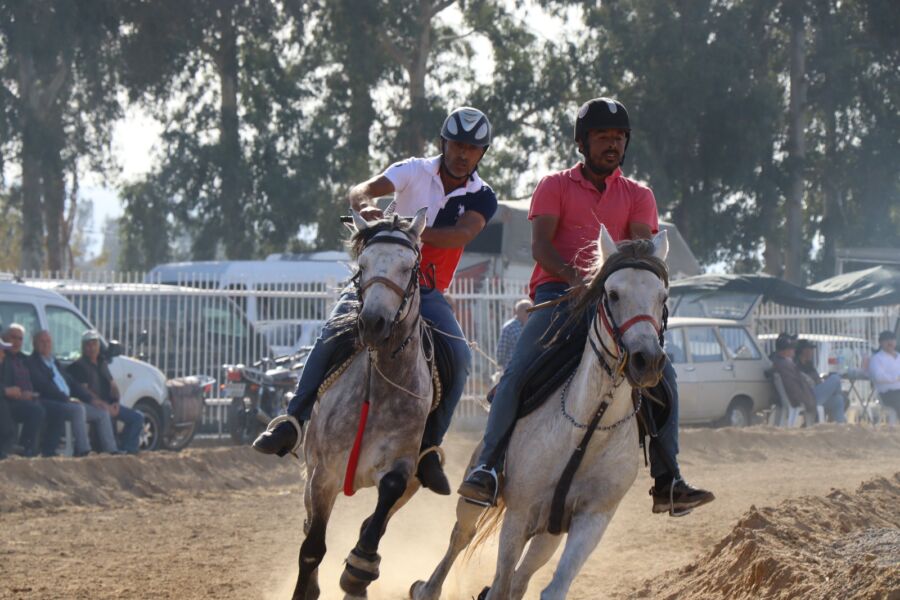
[652,229,669,261]
[597,225,618,264]
[351,210,369,232]
[409,207,427,237]
[383,200,397,218]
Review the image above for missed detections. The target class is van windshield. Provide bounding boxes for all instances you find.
[0,302,41,354]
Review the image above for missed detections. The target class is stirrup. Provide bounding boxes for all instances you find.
[667,476,692,518]
[462,464,500,508]
[417,445,445,468]
[266,414,305,459]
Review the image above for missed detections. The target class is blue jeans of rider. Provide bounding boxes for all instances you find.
[288,286,471,449]
[474,281,682,485]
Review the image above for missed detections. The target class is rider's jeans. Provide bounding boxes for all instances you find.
[475,282,571,467]
[649,359,681,482]
[419,287,471,448]
[287,286,471,449]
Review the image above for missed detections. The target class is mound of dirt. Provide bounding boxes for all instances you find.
[633,472,900,600]
[678,424,900,464]
[0,447,301,513]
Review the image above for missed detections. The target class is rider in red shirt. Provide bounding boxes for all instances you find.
[459,98,714,515]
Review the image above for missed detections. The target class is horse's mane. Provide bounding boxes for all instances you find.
[330,216,418,338]
[554,239,669,341]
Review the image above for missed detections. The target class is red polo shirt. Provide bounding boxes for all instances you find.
[527,164,659,296]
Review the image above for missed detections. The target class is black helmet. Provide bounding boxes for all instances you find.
[574,98,631,143]
[441,107,492,148]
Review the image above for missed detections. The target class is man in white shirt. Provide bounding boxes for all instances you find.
[255,108,497,496]
[869,330,900,415]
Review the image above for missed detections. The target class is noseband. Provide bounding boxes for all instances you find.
[588,259,669,378]
[352,232,421,345]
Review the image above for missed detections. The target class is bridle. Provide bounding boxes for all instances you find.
[587,259,669,379]
[351,231,422,351]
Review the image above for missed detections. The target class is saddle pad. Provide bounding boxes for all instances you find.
[423,321,454,407]
[486,325,588,420]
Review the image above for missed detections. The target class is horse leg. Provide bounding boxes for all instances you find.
[292,468,339,600]
[484,514,529,600]
[509,533,562,600]
[410,497,485,600]
[540,512,612,600]
[340,462,413,598]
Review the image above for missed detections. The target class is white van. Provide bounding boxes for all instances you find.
[147,258,351,355]
[0,280,174,450]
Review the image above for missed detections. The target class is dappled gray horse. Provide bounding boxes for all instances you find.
[293,208,433,600]
[411,226,670,600]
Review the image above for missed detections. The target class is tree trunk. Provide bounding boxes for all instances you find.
[216,6,248,259]
[17,53,44,272]
[784,6,807,284]
[405,3,432,157]
[760,160,784,277]
[817,0,840,277]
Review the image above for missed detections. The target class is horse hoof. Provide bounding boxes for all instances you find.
[477,586,490,600]
[341,548,380,596]
[339,568,371,597]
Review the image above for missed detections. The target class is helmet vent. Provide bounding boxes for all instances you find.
[604,99,618,113]
[475,123,488,141]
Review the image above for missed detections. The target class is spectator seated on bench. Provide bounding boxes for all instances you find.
[27,329,119,455]
[770,333,820,427]
[869,330,900,426]
[0,335,45,458]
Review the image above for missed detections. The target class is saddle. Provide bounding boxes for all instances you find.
[486,316,672,443]
[319,322,453,410]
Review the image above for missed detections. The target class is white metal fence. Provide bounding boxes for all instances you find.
[20,269,898,431]
[20,271,530,429]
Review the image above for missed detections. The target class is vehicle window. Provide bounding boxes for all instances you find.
[46,305,93,361]
[672,292,758,320]
[664,328,687,364]
[719,326,761,360]
[686,326,724,363]
[0,302,41,354]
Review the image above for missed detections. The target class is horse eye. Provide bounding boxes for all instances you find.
[609,290,620,302]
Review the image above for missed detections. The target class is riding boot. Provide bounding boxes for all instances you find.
[253,391,314,456]
[416,448,450,495]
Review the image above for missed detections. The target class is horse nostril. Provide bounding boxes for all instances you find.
[633,351,648,371]
[375,317,387,335]
[654,353,666,371]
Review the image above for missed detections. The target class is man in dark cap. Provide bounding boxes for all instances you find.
[772,333,817,418]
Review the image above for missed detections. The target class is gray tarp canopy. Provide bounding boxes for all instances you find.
[670,266,900,310]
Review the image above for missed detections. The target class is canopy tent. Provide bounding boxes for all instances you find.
[670,266,900,310]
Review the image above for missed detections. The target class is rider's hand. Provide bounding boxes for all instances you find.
[359,205,383,221]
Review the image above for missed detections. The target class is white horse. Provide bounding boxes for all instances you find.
[412,225,670,600]
[293,208,433,600]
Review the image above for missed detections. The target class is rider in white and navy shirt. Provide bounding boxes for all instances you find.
[255,108,498,495]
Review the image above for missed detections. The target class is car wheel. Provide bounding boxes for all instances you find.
[135,400,163,451]
[725,398,752,428]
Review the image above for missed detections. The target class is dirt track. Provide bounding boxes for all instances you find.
[1,425,899,599]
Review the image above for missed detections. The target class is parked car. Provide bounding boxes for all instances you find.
[664,317,774,427]
[0,280,206,450]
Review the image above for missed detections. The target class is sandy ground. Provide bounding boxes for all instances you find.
[1,425,899,599]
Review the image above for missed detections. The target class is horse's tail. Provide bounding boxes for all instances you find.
[463,497,507,563]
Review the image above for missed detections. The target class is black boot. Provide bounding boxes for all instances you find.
[252,420,300,457]
[650,478,715,515]
[457,465,499,506]
[416,449,450,495]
